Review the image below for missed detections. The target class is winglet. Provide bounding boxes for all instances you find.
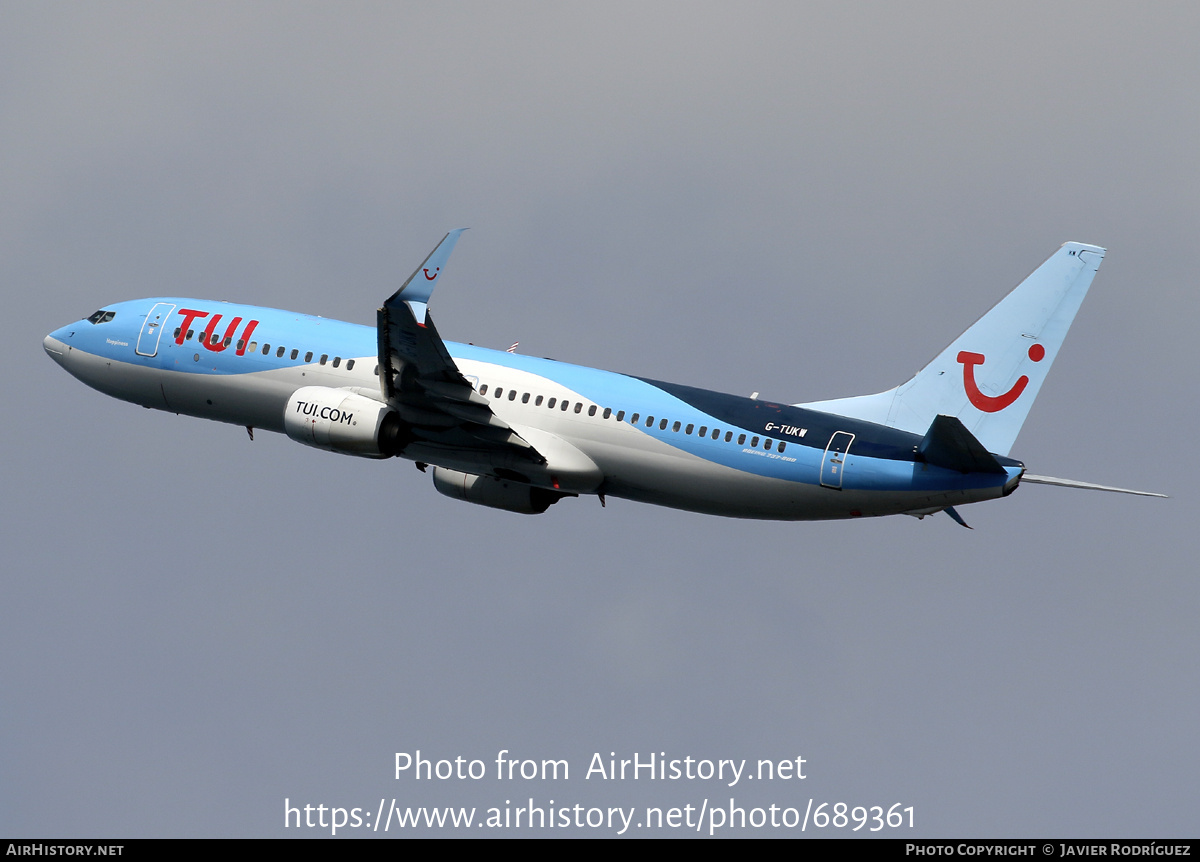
[388,229,467,324]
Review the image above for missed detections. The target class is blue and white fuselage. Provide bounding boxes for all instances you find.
[44,236,1158,522]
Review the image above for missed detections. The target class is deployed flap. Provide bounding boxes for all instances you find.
[377,233,546,469]
[917,414,1006,474]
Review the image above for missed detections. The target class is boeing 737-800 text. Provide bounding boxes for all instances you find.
[43,231,1162,525]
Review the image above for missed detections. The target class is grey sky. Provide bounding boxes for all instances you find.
[3,2,1196,836]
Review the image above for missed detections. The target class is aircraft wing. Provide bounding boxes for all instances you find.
[376,231,546,466]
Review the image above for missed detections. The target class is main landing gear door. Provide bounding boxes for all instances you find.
[136,303,176,357]
[820,431,855,489]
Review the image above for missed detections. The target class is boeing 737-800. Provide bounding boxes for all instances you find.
[42,231,1162,525]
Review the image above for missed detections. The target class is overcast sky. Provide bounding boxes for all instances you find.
[3,2,1196,837]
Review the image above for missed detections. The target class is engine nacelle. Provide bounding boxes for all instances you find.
[284,386,407,458]
[431,467,566,514]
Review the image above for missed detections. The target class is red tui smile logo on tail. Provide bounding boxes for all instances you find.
[957,344,1045,412]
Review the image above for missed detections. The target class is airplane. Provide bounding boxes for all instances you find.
[42,232,1164,526]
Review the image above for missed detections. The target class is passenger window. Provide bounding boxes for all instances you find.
[751,436,759,447]
[522,393,530,403]
[319,354,328,366]
[332,357,341,368]
[374,365,379,375]
[186,330,194,340]
[685,424,694,435]
[659,419,668,430]
[646,416,654,427]
[699,426,707,436]
[262,344,270,355]
[346,359,355,370]
[248,342,257,353]
[494,387,503,398]
[561,401,570,411]
[304,351,313,362]
[480,384,489,395]
[630,413,638,424]
[616,410,625,422]
[672,421,681,432]
[291,349,299,360]
[535,395,543,406]
[508,390,517,401]
[724,431,732,442]
[174,327,181,338]
[224,337,233,347]
[778,442,786,453]
[587,405,596,416]
[237,340,245,351]
[602,407,611,419]
[548,397,556,408]
[738,434,746,445]
[765,439,773,450]
[275,346,284,358]
[712,428,720,440]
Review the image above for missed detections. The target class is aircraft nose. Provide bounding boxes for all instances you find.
[43,329,71,367]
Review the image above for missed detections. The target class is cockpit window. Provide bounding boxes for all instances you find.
[86,310,116,324]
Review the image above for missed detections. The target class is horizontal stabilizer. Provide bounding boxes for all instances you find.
[1021,474,1167,498]
[918,414,1006,474]
[944,506,973,529]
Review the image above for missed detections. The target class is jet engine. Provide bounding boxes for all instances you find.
[431,467,567,514]
[284,386,408,458]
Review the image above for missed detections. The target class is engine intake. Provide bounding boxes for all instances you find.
[284,386,408,458]
[431,467,567,514]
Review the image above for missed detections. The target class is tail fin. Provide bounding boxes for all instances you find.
[797,242,1105,455]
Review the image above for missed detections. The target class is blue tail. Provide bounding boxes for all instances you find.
[798,242,1105,456]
